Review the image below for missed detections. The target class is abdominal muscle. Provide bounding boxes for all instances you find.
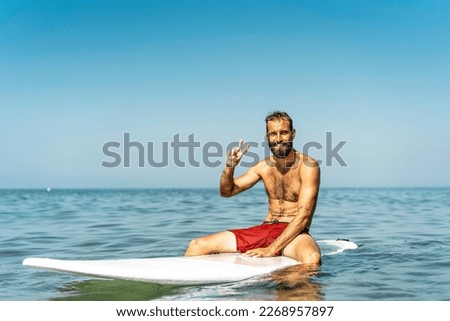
[264,199,299,223]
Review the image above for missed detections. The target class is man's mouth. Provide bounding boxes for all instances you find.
[270,142,289,148]
[269,141,293,158]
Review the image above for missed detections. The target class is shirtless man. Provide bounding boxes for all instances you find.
[185,111,321,265]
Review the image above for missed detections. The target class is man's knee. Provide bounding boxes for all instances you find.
[185,231,237,256]
[302,250,321,265]
[185,237,205,256]
[283,236,322,264]
[285,247,321,264]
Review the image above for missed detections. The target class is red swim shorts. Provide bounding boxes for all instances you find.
[229,222,289,254]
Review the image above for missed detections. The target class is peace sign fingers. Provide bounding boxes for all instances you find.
[226,139,251,168]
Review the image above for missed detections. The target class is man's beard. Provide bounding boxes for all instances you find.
[269,141,294,158]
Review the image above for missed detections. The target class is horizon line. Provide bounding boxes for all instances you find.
[1,186,449,190]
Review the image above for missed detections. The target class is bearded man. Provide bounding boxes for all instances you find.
[185,111,321,265]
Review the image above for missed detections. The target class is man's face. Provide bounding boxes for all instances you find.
[266,119,296,158]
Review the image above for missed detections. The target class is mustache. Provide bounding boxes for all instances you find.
[268,141,292,148]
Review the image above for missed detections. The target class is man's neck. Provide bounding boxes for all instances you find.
[273,150,297,171]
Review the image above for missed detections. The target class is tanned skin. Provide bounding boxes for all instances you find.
[185,118,321,265]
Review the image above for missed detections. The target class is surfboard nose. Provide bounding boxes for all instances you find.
[23,258,50,267]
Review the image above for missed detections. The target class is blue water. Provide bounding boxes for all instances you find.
[1,187,449,301]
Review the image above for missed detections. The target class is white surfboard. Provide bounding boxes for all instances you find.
[23,240,358,285]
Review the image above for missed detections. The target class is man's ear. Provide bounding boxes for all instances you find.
[292,128,296,140]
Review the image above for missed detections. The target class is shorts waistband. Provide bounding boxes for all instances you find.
[263,220,310,233]
[263,219,289,224]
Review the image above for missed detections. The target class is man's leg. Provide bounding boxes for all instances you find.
[282,233,321,265]
[185,231,237,256]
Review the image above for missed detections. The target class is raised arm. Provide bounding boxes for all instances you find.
[220,140,261,197]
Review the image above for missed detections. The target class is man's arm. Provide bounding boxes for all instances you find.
[220,140,260,197]
[245,159,320,256]
[220,166,261,197]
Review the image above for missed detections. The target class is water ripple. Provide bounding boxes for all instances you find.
[1,187,449,300]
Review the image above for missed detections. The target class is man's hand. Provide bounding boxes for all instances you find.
[226,139,251,168]
[244,247,276,258]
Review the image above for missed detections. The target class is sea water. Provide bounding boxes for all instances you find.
[1,187,449,301]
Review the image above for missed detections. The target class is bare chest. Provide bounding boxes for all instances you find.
[261,166,301,202]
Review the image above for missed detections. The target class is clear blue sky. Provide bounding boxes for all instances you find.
[1,0,449,188]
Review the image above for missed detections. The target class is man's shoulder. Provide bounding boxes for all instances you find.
[250,158,270,170]
[243,157,273,176]
[298,152,320,169]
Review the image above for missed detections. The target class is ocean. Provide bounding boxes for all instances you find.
[1,187,449,301]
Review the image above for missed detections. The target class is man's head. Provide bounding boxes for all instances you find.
[265,111,296,158]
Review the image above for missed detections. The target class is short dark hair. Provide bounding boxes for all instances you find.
[265,111,293,132]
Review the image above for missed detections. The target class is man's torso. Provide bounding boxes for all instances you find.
[256,152,313,224]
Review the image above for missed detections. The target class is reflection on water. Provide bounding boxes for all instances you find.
[53,279,185,301]
[267,264,323,301]
[158,264,324,301]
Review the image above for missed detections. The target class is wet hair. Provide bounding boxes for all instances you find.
[265,111,294,132]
